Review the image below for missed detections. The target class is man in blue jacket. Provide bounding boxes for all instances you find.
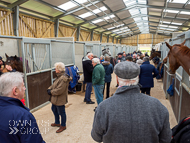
[0,72,45,143]
[139,56,159,95]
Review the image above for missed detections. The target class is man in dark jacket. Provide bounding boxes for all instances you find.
[91,61,171,143]
[102,56,113,99]
[139,56,159,95]
[0,72,45,143]
[82,53,95,104]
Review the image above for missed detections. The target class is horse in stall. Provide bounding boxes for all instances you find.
[166,40,190,75]
[102,48,111,56]
[0,53,23,74]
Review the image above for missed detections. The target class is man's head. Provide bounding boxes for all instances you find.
[105,56,110,62]
[143,56,149,62]
[92,58,100,67]
[118,53,122,58]
[123,53,126,57]
[54,62,65,73]
[87,53,93,60]
[0,72,26,100]
[114,61,140,86]
[126,56,133,62]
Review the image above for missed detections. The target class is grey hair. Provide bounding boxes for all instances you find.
[87,52,93,57]
[143,56,149,62]
[54,62,65,72]
[92,58,100,64]
[0,72,24,97]
[118,76,139,86]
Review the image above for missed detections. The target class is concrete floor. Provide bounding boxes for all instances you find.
[33,73,177,143]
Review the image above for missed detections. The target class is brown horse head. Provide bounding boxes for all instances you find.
[150,50,161,60]
[165,41,186,74]
[5,53,23,72]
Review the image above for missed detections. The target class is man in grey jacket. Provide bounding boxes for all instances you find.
[91,61,171,143]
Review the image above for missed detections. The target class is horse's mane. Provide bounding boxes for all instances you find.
[176,45,190,56]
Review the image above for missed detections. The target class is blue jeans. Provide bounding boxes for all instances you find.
[51,104,66,127]
[85,82,92,102]
[93,84,104,105]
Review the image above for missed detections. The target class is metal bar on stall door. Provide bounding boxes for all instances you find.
[178,80,183,122]
[72,38,75,65]
[21,39,30,108]
[49,43,53,85]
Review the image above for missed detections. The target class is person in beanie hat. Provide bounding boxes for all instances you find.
[91,61,171,143]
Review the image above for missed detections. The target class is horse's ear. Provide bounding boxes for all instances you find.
[166,42,172,50]
[181,40,186,45]
[5,53,9,58]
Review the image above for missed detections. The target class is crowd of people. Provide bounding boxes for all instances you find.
[0,50,188,143]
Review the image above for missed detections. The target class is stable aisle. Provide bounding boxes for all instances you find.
[33,73,177,143]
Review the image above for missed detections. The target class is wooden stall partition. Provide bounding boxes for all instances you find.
[114,38,117,44]
[19,14,54,38]
[102,35,107,43]
[80,29,90,41]
[153,34,171,45]
[27,71,52,110]
[0,9,13,36]
[138,34,152,44]
[93,33,100,41]
[59,24,76,41]
[180,86,190,120]
[121,35,138,46]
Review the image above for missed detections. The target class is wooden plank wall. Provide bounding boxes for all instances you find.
[58,24,76,40]
[121,35,138,46]
[19,14,54,38]
[80,29,90,41]
[0,9,13,36]
[102,35,107,43]
[121,34,171,45]
[0,8,172,45]
[93,33,100,41]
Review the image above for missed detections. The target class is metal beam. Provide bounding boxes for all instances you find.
[12,5,19,36]
[90,30,94,41]
[112,36,115,43]
[7,0,29,9]
[107,35,109,43]
[54,19,59,37]
[76,26,80,41]
[100,33,103,43]
[54,0,104,19]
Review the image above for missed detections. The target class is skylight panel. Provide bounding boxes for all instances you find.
[104,15,115,20]
[112,29,120,32]
[138,0,146,4]
[93,6,107,14]
[116,24,124,27]
[140,8,147,14]
[79,12,92,18]
[171,22,182,25]
[169,26,178,28]
[134,17,142,21]
[129,9,140,15]
[159,24,168,27]
[92,19,103,24]
[164,10,179,13]
[160,27,167,29]
[58,1,77,11]
[180,11,190,15]
[143,17,148,20]
[107,27,115,30]
[124,0,136,6]
[166,28,175,31]
[161,21,170,24]
[75,0,88,4]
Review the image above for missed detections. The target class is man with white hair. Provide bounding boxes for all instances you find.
[82,52,95,104]
[0,72,45,143]
[91,61,171,143]
[92,58,105,110]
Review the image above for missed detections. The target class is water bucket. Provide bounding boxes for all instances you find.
[76,83,82,91]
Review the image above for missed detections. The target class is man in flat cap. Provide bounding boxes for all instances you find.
[91,61,171,143]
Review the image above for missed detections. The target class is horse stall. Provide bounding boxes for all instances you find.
[162,31,190,122]
[101,43,114,57]
[0,36,75,112]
